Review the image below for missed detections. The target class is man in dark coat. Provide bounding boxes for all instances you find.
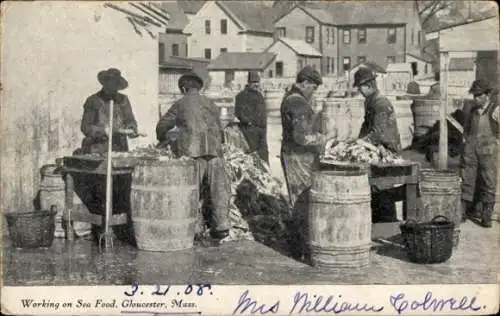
[280,65,329,262]
[79,68,140,244]
[156,72,230,240]
[234,71,269,163]
[80,68,139,154]
[461,79,498,228]
[354,67,402,222]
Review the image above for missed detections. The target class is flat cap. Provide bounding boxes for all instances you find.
[248,71,261,83]
[468,79,492,95]
[296,65,322,85]
[353,67,377,87]
[178,71,204,90]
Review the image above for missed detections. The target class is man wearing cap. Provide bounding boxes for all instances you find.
[280,65,330,262]
[460,79,498,228]
[234,71,269,163]
[81,68,139,154]
[156,72,231,240]
[354,67,402,222]
[79,68,140,244]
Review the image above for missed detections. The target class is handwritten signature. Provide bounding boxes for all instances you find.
[124,281,212,297]
[389,291,483,314]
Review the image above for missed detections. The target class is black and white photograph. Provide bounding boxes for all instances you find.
[1,0,499,313]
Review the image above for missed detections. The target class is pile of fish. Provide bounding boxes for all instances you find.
[215,144,292,246]
[323,138,402,164]
[128,144,176,159]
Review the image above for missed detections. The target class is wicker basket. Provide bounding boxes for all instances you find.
[5,210,57,248]
[400,215,455,264]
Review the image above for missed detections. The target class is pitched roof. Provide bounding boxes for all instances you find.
[217,1,278,33]
[176,0,205,14]
[407,48,435,64]
[387,63,412,73]
[449,57,475,71]
[158,1,189,30]
[279,2,412,25]
[351,61,387,73]
[104,2,170,27]
[207,52,277,71]
[276,37,322,57]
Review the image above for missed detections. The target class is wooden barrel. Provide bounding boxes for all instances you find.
[418,169,462,248]
[264,88,286,184]
[130,159,198,252]
[265,89,284,126]
[321,99,350,140]
[309,169,372,268]
[217,103,235,128]
[412,99,440,138]
[393,99,414,149]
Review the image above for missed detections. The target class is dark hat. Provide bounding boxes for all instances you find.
[296,65,323,85]
[248,71,261,83]
[97,68,128,90]
[468,79,492,95]
[353,67,377,87]
[178,71,204,90]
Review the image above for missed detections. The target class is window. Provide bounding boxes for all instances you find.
[277,27,286,37]
[387,28,396,43]
[424,64,428,74]
[220,19,227,34]
[331,57,335,73]
[411,29,414,45]
[276,61,284,77]
[331,27,335,44]
[172,43,179,57]
[411,62,418,76]
[326,27,330,44]
[298,59,303,70]
[205,20,211,34]
[358,56,366,64]
[268,70,273,78]
[220,48,227,53]
[418,30,421,46]
[185,43,188,56]
[158,43,165,63]
[305,26,315,43]
[343,57,351,71]
[358,28,366,44]
[204,48,212,59]
[326,57,331,73]
[343,29,351,44]
[224,70,235,87]
[387,56,396,64]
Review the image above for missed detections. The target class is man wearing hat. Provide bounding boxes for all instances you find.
[460,79,499,228]
[234,71,269,163]
[80,68,139,154]
[156,71,231,240]
[354,67,401,222]
[280,65,331,262]
[79,68,140,244]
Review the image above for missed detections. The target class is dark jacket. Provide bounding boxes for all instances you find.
[463,102,499,140]
[234,85,267,128]
[359,91,402,153]
[80,90,137,154]
[156,91,224,158]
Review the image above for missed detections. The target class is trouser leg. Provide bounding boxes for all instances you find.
[292,189,311,264]
[460,144,478,203]
[477,145,497,227]
[206,157,231,232]
[257,127,269,164]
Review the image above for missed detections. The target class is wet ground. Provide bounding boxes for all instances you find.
[3,220,498,286]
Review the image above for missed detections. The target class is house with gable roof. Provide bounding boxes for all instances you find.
[273,1,426,76]
[183,1,279,60]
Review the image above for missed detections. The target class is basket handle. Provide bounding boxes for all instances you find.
[402,219,418,226]
[431,215,450,223]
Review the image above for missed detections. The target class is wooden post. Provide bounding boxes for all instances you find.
[438,52,449,169]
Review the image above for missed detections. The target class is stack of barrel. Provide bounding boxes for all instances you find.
[309,165,372,268]
[320,96,364,141]
[264,88,286,184]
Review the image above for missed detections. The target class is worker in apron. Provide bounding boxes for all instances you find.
[354,67,402,222]
[234,71,269,163]
[280,65,331,262]
[79,68,140,244]
[461,79,499,228]
[156,71,231,240]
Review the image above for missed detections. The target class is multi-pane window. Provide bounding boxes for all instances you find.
[387,56,396,64]
[220,19,227,34]
[326,27,330,45]
[277,27,286,37]
[411,29,414,45]
[418,30,421,46]
[276,62,284,77]
[326,57,331,73]
[305,26,315,43]
[343,57,351,71]
[387,28,396,43]
[358,56,366,64]
[343,29,351,44]
[159,43,165,63]
[331,27,335,44]
[220,48,227,53]
[358,28,366,44]
[205,20,211,34]
[204,48,212,59]
[172,44,179,57]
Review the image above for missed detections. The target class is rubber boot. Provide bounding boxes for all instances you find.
[481,203,494,228]
[461,200,471,223]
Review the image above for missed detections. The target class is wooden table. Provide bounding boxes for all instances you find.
[320,161,420,220]
[61,155,138,242]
